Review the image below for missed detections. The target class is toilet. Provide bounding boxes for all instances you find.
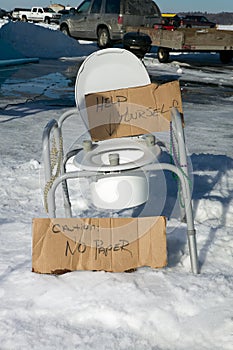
[42,49,199,274]
[73,48,161,211]
[73,136,161,210]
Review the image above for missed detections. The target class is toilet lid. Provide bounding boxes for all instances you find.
[73,138,161,172]
[75,48,151,129]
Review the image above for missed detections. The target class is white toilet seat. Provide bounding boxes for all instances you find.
[75,48,151,128]
[71,49,159,210]
[73,137,161,172]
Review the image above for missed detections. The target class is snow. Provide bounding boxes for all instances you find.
[0,20,97,59]
[217,24,233,30]
[0,20,233,350]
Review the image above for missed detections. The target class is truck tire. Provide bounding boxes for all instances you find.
[60,24,70,37]
[219,51,233,64]
[22,16,27,22]
[157,47,170,63]
[44,17,50,24]
[97,27,112,49]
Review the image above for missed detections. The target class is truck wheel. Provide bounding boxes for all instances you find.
[157,47,170,63]
[22,16,27,22]
[60,25,70,37]
[44,17,50,24]
[97,28,112,49]
[219,51,233,64]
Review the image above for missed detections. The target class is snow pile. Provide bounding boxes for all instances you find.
[0,21,97,58]
[0,20,233,350]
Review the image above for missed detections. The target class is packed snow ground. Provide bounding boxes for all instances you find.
[0,20,233,349]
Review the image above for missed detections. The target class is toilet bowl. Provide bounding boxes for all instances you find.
[73,137,161,210]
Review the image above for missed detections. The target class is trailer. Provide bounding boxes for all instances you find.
[125,27,233,63]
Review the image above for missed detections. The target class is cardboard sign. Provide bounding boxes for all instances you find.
[32,217,167,274]
[85,81,183,141]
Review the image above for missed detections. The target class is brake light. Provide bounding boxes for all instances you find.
[154,24,162,30]
[118,15,123,25]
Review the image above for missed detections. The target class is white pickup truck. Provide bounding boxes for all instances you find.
[12,7,61,24]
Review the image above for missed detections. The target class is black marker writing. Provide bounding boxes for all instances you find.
[94,239,132,260]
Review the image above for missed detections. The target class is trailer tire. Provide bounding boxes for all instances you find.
[219,51,233,64]
[157,47,170,63]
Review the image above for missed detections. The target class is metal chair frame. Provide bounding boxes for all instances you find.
[42,107,199,274]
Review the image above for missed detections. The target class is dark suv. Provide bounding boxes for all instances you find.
[59,0,161,48]
[181,15,216,28]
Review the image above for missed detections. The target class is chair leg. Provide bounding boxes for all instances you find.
[183,183,199,274]
[187,231,199,274]
[170,108,199,273]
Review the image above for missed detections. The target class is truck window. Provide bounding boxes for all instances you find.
[38,9,43,13]
[105,0,120,14]
[32,8,37,13]
[125,0,160,16]
[44,8,55,13]
[201,17,208,22]
[90,0,102,13]
[77,0,92,14]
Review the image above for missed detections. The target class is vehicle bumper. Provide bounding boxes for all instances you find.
[110,30,125,41]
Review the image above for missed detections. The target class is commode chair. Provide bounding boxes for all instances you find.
[42,48,199,274]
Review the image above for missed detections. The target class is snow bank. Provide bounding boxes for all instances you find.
[0,21,97,59]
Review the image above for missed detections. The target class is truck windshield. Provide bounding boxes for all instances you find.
[77,0,92,14]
